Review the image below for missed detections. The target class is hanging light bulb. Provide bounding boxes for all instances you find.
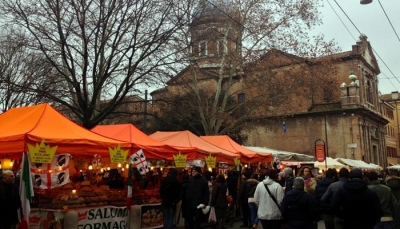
[118,163,122,168]
[126,164,129,169]
[107,166,110,170]
[121,168,125,171]
[88,165,93,170]
[100,168,104,173]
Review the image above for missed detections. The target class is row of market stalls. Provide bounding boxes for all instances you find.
[314,157,383,170]
[3,103,381,229]
[0,103,276,229]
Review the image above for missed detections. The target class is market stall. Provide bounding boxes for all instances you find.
[200,135,273,164]
[314,157,346,170]
[244,146,315,162]
[0,103,135,229]
[150,130,240,164]
[91,124,198,161]
[388,164,400,170]
[337,158,382,170]
[92,124,204,228]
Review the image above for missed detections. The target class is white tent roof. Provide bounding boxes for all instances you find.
[388,165,400,170]
[337,158,379,170]
[244,146,315,161]
[314,157,346,169]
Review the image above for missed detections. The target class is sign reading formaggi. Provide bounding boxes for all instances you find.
[77,207,129,229]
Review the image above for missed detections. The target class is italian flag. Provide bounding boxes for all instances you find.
[126,163,133,210]
[18,152,34,229]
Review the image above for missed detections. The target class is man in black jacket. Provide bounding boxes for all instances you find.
[184,167,209,229]
[0,170,22,229]
[315,168,336,229]
[281,177,320,229]
[160,168,181,229]
[331,168,382,229]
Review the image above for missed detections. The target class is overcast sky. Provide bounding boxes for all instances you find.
[313,0,400,95]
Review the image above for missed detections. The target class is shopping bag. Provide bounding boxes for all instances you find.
[208,206,217,223]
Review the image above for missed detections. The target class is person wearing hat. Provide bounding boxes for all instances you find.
[184,167,209,229]
[331,168,382,229]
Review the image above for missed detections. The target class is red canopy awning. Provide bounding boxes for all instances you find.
[150,131,239,164]
[91,124,197,160]
[0,103,131,158]
[200,135,272,163]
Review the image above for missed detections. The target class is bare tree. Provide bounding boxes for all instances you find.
[151,0,341,136]
[0,0,190,128]
[0,29,61,111]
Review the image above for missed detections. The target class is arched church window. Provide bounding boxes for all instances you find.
[199,41,207,56]
[366,80,373,103]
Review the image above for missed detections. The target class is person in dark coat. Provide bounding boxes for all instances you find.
[160,168,182,229]
[281,177,319,229]
[184,167,210,229]
[180,173,190,219]
[247,173,260,229]
[331,168,382,229]
[108,173,125,189]
[283,167,294,195]
[314,168,336,229]
[239,169,252,228]
[210,174,229,229]
[0,170,22,229]
[227,169,239,213]
[321,167,349,229]
[386,170,400,203]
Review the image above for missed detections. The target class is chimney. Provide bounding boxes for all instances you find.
[392,91,399,100]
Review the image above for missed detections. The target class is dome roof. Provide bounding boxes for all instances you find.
[193,0,234,19]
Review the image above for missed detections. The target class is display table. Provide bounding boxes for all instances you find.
[130,204,163,229]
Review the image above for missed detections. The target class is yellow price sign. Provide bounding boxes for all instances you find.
[27,140,58,163]
[173,152,187,168]
[205,154,216,168]
[109,145,129,163]
[234,158,240,166]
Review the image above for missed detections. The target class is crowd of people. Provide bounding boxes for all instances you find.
[3,164,400,229]
[236,165,400,229]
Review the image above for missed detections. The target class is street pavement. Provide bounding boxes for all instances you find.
[194,218,326,229]
[228,220,326,229]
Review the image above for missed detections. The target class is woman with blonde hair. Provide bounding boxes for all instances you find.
[297,166,316,195]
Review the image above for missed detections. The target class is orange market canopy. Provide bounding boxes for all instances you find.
[200,135,272,164]
[0,103,131,158]
[150,131,239,164]
[91,124,197,160]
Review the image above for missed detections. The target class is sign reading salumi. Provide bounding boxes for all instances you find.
[77,206,129,229]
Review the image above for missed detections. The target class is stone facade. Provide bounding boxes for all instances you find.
[380,92,400,165]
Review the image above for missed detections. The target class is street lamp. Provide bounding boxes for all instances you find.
[360,0,372,4]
